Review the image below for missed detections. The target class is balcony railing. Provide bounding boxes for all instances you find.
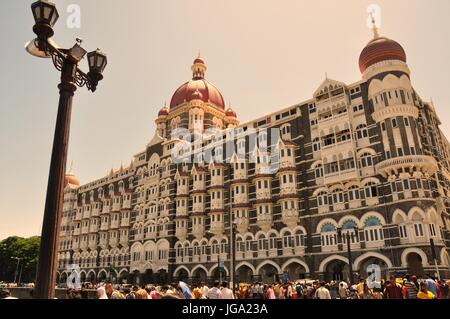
[375,155,438,177]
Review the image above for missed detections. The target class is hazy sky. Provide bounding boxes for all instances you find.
[1,0,450,240]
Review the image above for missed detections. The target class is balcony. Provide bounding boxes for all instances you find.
[82,209,91,219]
[192,222,205,240]
[73,228,81,236]
[176,182,189,196]
[88,239,98,250]
[210,176,224,188]
[120,218,130,227]
[323,168,358,185]
[71,241,80,250]
[122,199,131,209]
[193,179,206,191]
[281,209,299,228]
[210,220,224,236]
[81,226,89,234]
[92,205,101,216]
[102,205,111,214]
[235,216,249,234]
[112,202,122,212]
[375,155,438,178]
[74,211,83,221]
[80,241,88,251]
[210,200,224,211]
[257,213,273,232]
[109,237,118,248]
[255,188,271,200]
[279,183,297,197]
[110,221,119,229]
[100,222,109,231]
[99,239,108,248]
[175,226,188,240]
[120,236,128,246]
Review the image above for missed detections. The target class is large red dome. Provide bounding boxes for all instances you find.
[359,37,406,73]
[170,57,225,109]
[170,79,225,109]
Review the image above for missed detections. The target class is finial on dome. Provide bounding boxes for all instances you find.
[192,54,207,80]
[369,10,380,39]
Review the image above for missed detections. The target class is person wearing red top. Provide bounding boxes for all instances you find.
[384,276,403,299]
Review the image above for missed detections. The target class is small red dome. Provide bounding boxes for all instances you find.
[225,108,236,117]
[359,37,406,73]
[194,57,205,64]
[158,107,169,116]
[65,172,80,187]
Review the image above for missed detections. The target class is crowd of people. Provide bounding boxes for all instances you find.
[1,274,449,299]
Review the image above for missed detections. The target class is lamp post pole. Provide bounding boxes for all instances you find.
[227,165,236,290]
[27,0,107,299]
[338,227,356,285]
[11,257,22,284]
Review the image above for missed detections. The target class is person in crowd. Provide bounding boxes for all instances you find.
[97,286,108,299]
[404,275,419,299]
[356,278,365,295]
[192,284,202,299]
[199,281,209,299]
[315,281,331,299]
[360,281,376,299]
[208,280,222,299]
[267,284,276,299]
[425,274,438,297]
[220,281,234,299]
[105,283,124,299]
[328,280,338,299]
[0,289,18,299]
[417,282,436,299]
[134,288,148,299]
[338,281,348,299]
[384,276,403,299]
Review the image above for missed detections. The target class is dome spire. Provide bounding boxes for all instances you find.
[369,10,380,39]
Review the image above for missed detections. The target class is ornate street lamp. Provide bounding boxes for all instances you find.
[337,226,358,285]
[26,0,107,299]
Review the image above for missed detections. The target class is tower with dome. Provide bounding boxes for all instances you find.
[56,22,450,285]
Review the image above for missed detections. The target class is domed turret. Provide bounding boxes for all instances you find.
[65,164,80,187]
[359,15,407,74]
[158,104,169,117]
[225,107,237,118]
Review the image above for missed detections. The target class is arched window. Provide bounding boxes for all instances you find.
[363,216,384,242]
[341,220,358,244]
[320,223,337,246]
[360,153,373,168]
[331,189,344,203]
[356,124,369,139]
[317,191,328,207]
[313,138,321,152]
[294,229,304,246]
[348,186,360,201]
[364,182,378,198]
[315,165,323,178]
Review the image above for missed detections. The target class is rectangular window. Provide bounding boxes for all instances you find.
[404,117,410,126]
[392,118,398,128]
[414,223,424,237]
